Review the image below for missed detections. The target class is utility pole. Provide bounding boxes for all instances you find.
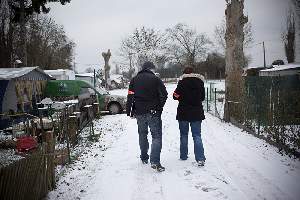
[263,41,266,68]
[93,68,96,87]
[73,61,76,72]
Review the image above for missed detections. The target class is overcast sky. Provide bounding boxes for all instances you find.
[49,0,293,72]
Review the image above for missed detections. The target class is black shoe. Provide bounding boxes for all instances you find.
[141,160,148,164]
[197,160,205,167]
[151,163,165,172]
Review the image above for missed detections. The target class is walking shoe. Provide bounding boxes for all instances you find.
[197,160,205,167]
[141,160,148,164]
[151,163,165,172]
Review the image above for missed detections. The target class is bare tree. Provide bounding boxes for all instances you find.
[282,10,295,63]
[9,0,71,66]
[214,18,253,55]
[26,15,75,69]
[223,0,248,122]
[85,67,94,73]
[0,0,73,68]
[293,0,300,21]
[119,27,167,71]
[0,0,14,67]
[166,23,211,68]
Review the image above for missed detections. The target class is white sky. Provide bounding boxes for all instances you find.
[49,0,293,72]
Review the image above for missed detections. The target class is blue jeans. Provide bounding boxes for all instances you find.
[178,121,206,162]
[136,113,162,164]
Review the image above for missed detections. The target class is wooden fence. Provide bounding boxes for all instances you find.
[0,145,54,200]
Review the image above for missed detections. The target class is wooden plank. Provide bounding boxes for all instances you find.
[34,154,44,200]
[14,160,24,200]
[18,158,29,200]
[23,154,36,200]
[0,167,8,199]
[10,162,18,200]
[4,163,13,200]
[0,167,4,198]
[28,153,40,200]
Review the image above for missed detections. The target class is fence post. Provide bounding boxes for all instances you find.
[206,87,209,112]
[68,116,78,146]
[44,130,55,190]
[257,101,261,135]
[63,108,71,163]
[214,88,217,116]
[209,83,212,101]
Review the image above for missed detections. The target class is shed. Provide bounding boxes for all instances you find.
[0,67,52,114]
[259,63,300,77]
[44,69,75,80]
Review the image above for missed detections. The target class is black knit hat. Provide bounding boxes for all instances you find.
[142,61,155,70]
[183,67,194,74]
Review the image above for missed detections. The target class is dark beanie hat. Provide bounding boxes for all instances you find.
[183,67,194,74]
[142,61,155,70]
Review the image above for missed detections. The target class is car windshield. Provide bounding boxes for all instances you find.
[95,87,109,95]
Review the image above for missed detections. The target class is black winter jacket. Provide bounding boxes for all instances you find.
[126,69,168,116]
[173,73,205,121]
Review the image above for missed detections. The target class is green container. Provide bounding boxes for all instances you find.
[45,80,92,97]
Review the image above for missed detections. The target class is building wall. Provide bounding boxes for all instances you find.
[295,0,300,62]
[259,69,300,76]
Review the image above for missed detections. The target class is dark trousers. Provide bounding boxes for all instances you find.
[136,113,162,164]
[178,120,206,162]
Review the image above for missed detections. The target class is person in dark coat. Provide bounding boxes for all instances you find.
[126,61,168,172]
[173,66,206,166]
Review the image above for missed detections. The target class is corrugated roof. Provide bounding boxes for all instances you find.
[260,63,300,72]
[0,67,51,80]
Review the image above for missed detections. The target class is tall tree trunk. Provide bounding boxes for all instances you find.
[224,0,248,122]
[19,0,27,66]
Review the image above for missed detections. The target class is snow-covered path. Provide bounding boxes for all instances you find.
[47,84,300,200]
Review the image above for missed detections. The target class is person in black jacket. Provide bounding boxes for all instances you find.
[126,61,168,172]
[173,67,206,166]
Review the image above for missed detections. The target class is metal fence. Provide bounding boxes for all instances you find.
[243,75,300,156]
[203,81,225,119]
[204,76,300,157]
[0,96,100,199]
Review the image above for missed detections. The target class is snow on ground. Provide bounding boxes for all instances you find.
[47,83,300,200]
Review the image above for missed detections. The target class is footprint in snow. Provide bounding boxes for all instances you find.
[201,187,218,192]
[184,170,192,176]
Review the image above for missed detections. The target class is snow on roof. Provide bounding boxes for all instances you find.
[245,66,266,70]
[75,73,94,77]
[0,66,50,80]
[260,63,300,72]
[45,69,71,73]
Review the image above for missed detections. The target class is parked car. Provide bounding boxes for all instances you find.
[94,87,127,114]
[44,80,127,114]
